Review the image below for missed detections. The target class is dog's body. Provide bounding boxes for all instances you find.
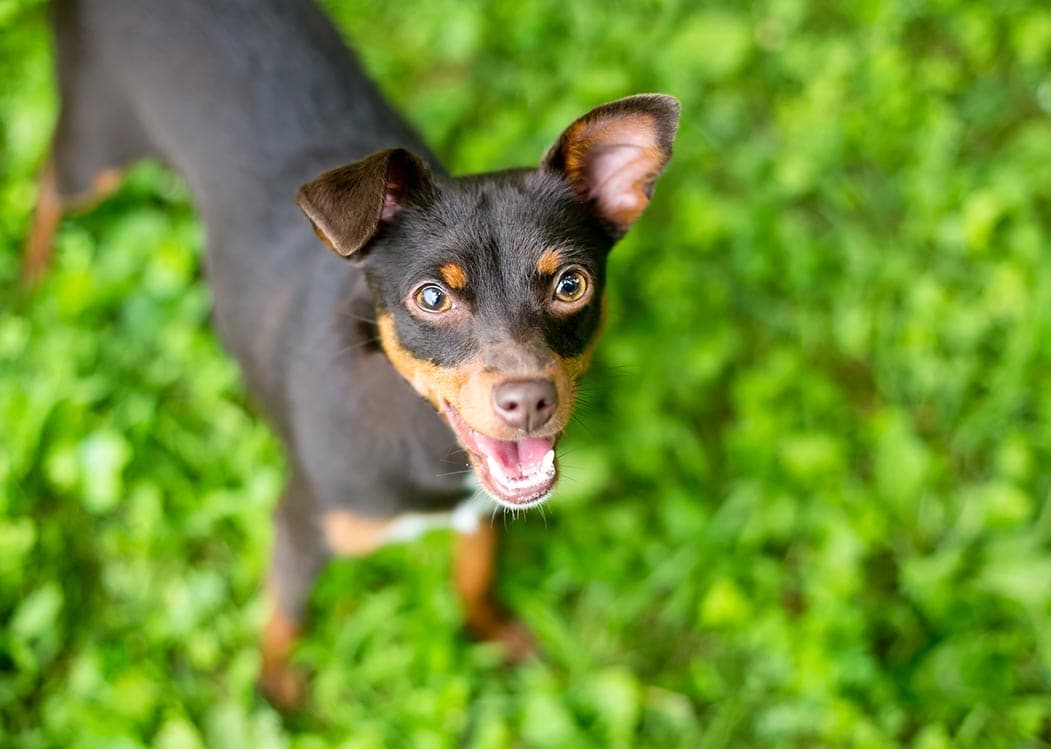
[30,0,677,708]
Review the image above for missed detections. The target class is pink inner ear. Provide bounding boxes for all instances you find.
[573,117,665,230]
[583,143,655,221]
[381,192,402,223]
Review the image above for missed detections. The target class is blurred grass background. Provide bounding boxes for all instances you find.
[3,0,1051,746]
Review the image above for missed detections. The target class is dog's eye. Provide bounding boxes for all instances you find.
[553,269,588,304]
[413,283,452,313]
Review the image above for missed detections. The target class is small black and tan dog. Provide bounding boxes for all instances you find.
[25,0,678,707]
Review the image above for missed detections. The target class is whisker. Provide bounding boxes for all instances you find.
[338,309,378,325]
[570,400,596,415]
[331,335,382,360]
[567,413,597,438]
[586,363,638,378]
[556,444,579,459]
[441,446,470,463]
[435,468,474,477]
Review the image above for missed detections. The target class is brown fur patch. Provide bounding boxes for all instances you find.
[378,313,572,440]
[377,302,607,445]
[259,595,305,710]
[439,262,468,289]
[22,160,122,285]
[558,299,607,380]
[454,523,497,614]
[377,313,472,411]
[322,510,391,556]
[22,161,61,286]
[71,167,124,211]
[311,222,337,252]
[453,524,537,661]
[536,248,563,276]
[559,349,595,381]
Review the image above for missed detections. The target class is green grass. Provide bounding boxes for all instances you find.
[3,0,1051,746]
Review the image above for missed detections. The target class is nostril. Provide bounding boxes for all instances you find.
[493,379,558,430]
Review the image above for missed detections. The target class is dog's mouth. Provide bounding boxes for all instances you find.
[442,403,557,509]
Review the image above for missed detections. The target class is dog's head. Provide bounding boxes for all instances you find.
[296,94,679,508]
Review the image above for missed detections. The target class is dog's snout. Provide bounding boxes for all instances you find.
[492,379,558,432]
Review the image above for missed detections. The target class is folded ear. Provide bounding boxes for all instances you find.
[542,94,680,238]
[296,148,434,258]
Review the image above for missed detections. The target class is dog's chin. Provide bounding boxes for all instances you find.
[442,403,558,510]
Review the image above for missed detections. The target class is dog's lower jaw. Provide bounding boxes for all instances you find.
[442,403,559,510]
[470,455,558,510]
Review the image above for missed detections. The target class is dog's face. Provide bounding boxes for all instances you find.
[297,95,679,508]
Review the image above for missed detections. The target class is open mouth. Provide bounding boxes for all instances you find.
[442,403,558,509]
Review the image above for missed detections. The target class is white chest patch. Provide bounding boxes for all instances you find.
[379,481,492,545]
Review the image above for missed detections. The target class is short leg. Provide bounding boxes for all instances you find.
[24,2,151,286]
[260,594,306,711]
[21,161,62,286]
[454,523,536,661]
[21,156,124,287]
[259,488,328,711]
[260,494,395,709]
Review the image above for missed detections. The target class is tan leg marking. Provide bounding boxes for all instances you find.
[259,599,306,711]
[21,161,62,286]
[69,167,124,212]
[454,523,536,661]
[22,164,124,286]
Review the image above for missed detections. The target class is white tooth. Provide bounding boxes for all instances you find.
[484,451,556,498]
[487,456,507,484]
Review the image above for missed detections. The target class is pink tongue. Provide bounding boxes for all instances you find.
[474,434,554,477]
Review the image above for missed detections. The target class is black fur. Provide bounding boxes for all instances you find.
[46,0,677,628]
[49,0,467,618]
[364,169,610,367]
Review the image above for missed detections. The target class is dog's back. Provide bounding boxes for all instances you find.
[51,0,432,204]
[48,0,468,511]
[50,0,426,340]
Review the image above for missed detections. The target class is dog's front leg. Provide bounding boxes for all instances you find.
[454,523,536,662]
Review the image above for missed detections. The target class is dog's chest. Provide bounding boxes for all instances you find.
[379,476,491,545]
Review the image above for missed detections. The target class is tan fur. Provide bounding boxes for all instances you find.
[455,524,536,661]
[80,168,124,207]
[536,248,563,276]
[259,595,305,710]
[378,313,589,442]
[321,510,391,556]
[21,162,61,286]
[439,262,468,289]
[558,296,607,379]
[23,163,125,286]
[311,222,337,252]
[377,312,472,410]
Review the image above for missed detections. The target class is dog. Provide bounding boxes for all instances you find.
[24,0,678,708]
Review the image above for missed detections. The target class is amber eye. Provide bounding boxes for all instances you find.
[413,283,452,313]
[553,269,588,304]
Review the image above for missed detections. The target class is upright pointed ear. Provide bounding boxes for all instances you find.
[542,94,680,238]
[296,148,434,258]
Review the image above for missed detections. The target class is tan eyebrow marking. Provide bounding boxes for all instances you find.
[439,262,468,289]
[536,248,563,276]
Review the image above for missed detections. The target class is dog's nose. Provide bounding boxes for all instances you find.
[492,379,558,432]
